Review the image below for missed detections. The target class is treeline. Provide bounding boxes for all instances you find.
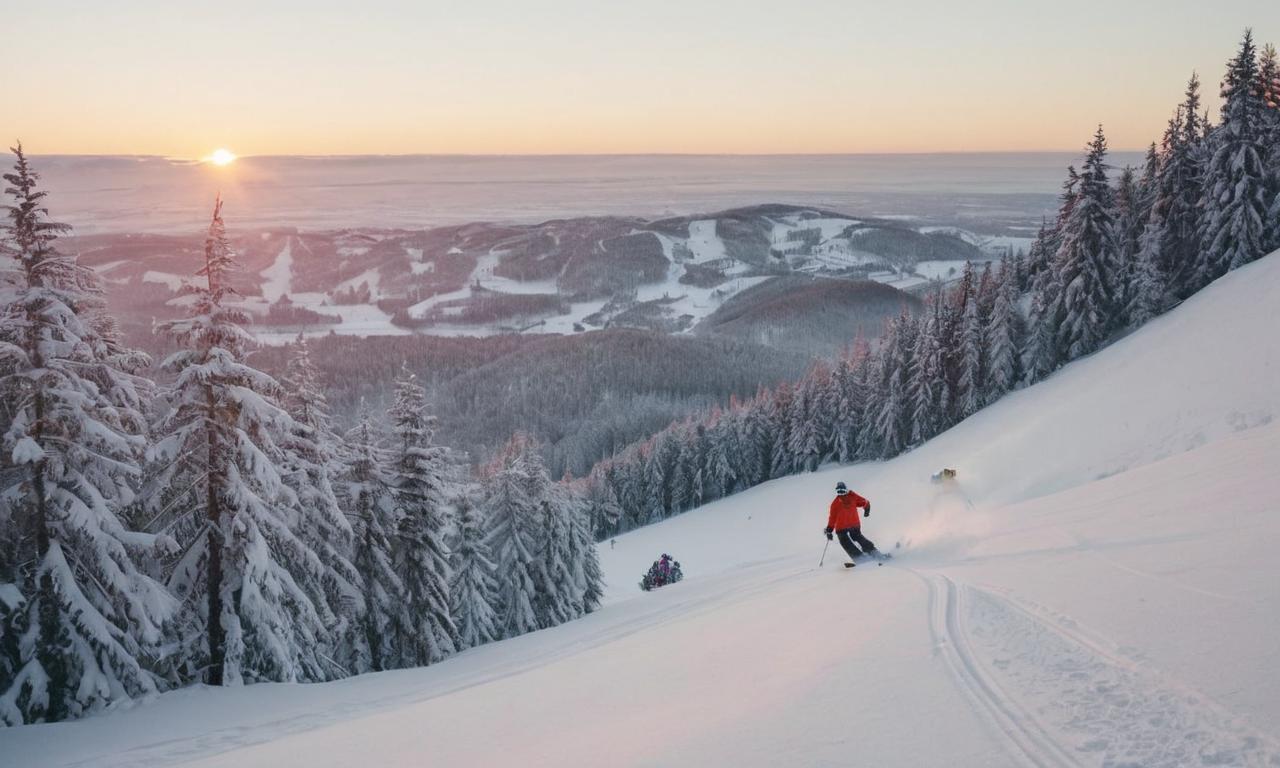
[0,150,601,725]
[578,31,1280,538]
[250,329,811,479]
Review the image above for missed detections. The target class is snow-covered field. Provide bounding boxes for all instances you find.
[8,253,1278,768]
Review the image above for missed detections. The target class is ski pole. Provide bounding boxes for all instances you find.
[819,537,830,567]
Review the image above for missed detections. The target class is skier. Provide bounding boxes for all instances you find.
[824,481,880,565]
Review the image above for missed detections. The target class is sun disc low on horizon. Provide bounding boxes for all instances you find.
[208,149,236,166]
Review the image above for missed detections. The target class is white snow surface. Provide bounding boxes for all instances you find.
[258,239,293,302]
[7,252,1280,767]
[686,219,728,263]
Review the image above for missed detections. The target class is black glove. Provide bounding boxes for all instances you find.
[863,502,871,519]
[823,528,833,540]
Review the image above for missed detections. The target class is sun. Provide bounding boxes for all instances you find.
[208,148,237,166]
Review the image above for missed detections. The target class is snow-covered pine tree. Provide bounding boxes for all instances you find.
[785,376,824,472]
[908,296,945,445]
[984,262,1024,402]
[856,348,885,459]
[533,492,575,628]
[151,196,329,687]
[386,364,457,666]
[1128,211,1170,328]
[555,477,601,616]
[1052,125,1122,361]
[733,395,767,488]
[651,430,682,517]
[1156,76,1209,297]
[1113,165,1142,322]
[1022,271,1062,385]
[955,285,986,418]
[976,262,997,323]
[873,313,912,455]
[767,383,795,477]
[448,492,498,650]
[1262,43,1280,253]
[1198,30,1271,281]
[337,407,402,673]
[0,144,174,724]
[642,445,666,524]
[1262,43,1280,111]
[1024,221,1054,286]
[585,466,623,538]
[278,336,359,675]
[1033,166,1080,269]
[483,433,544,639]
[844,336,873,458]
[828,356,859,461]
[667,439,692,517]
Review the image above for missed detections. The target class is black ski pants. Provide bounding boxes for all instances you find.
[835,527,877,559]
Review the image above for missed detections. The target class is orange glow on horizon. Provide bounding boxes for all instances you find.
[206,149,237,166]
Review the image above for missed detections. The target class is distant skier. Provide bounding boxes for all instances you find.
[824,481,880,564]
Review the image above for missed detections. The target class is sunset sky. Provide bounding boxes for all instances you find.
[9,0,1279,157]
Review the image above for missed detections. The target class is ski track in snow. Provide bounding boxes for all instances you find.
[920,572,1280,768]
[924,573,1081,768]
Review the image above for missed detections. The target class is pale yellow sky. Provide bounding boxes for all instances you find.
[7,1,1278,156]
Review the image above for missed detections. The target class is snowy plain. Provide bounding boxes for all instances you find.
[4,252,1279,767]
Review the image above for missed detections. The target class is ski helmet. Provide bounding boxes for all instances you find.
[835,481,848,495]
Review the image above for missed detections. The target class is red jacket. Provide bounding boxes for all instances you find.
[827,491,868,531]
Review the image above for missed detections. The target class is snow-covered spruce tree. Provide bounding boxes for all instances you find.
[1128,217,1170,328]
[151,196,329,686]
[955,285,985,419]
[1052,125,1122,362]
[665,432,696,517]
[1156,77,1209,297]
[534,493,575,628]
[700,413,734,494]
[1113,165,1143,322]
[727,397,759,489]
[279,336,359,673]
[984,263,1024,403]
[559,481,603,614]
[336,407,401,673]
[1198,30,1271,282]
[908,296,946,445]
[0,144,174,724]
[482,434,544,639]
[586,466,623,538]
[386,364,457,666]
[1022,270,1062,385]
[650,430,681,517]
[448,492,498,650]
[828,355,860,461]
[1262,43,1280,253]
[856,348,885,459]
[787,369,826,472]
[642,445,666,524]
[873,313,912,455]
[767,383,795,478]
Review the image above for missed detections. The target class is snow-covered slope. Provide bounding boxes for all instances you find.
[7,253,1280,767]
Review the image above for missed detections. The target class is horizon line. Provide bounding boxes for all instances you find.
[24,149,1154,162]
